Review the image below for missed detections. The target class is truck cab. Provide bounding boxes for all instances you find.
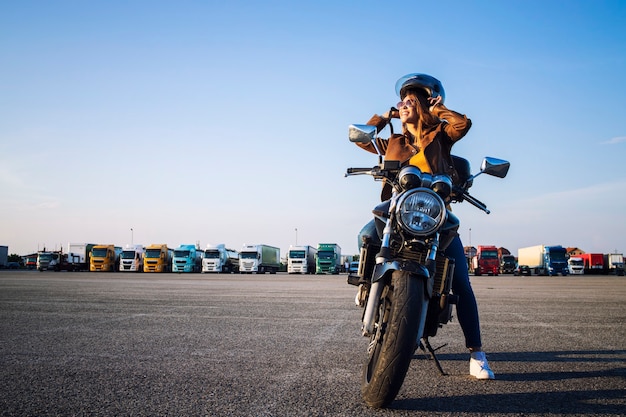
[568,257,584,275]
[202,244,239,273]
[90,245,122,272]
[120,245,145,272]
[315,243,342,274]
[143,244,172,273]
[470,245,499,276]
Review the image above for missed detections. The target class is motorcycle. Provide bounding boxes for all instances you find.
[346,123,510,408]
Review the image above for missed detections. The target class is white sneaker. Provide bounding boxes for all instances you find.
[469,351,495,380]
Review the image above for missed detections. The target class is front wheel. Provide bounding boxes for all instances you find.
[361,270,429,408]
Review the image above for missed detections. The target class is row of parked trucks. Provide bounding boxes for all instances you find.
[468,244,624,276]
[34,242,343,275]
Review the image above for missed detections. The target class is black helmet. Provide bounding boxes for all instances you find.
[395,73,445,104]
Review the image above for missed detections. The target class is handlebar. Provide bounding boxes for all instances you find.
[346,167,373,175]
[348,170,492,214]
[458,189,490,214]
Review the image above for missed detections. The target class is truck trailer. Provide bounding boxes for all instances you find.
[316,243,342,274]
[518,245,569,276]
[120,244,145,272]
[239,244,280,274]
[67,243,96,271]
[143,244,172,273]
[578,253,604,275]
[604,253,624,276]
[202,244,239,273]
[287,245,317,274]
[0,246,8,268]
[469,245,499,276]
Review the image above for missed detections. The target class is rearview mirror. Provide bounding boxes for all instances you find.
[349,124,376,144]
[480,157,510,178]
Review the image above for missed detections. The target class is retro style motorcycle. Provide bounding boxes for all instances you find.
[346,123,510,408]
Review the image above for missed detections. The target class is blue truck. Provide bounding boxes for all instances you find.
[518,245,569,276]
[172,244,202,273]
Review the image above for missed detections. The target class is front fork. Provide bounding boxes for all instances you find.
[360,215,436,337]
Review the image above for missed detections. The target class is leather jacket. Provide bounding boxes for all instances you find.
[357,104,471,200]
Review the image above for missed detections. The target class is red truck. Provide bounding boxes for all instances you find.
[469,245,499,276]
[578,253,604,275]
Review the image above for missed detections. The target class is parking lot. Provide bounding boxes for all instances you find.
[1,271,625,416]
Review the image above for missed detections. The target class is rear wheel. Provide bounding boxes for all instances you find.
[361,270,428,408]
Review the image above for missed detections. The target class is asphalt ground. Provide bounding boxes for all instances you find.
[0,271,624,417]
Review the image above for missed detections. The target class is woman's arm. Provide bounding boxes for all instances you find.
[431,104,472,142]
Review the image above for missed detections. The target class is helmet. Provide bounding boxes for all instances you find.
[395,73,445,104]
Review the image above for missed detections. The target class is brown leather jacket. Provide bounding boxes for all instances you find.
[357,104,471,200]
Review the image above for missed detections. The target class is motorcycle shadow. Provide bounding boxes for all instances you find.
[414,349,626,381]
[394,349,626,414]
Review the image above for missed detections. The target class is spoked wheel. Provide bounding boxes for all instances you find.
[361,270,429,408]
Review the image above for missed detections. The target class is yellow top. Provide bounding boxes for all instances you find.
[409,151,432,173]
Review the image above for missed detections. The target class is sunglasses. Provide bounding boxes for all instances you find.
[396,99,416,109]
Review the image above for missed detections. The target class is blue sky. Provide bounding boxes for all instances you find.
[1,0,625,258]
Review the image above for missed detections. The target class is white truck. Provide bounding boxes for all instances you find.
[604,253,624,276]
[202,244,239,273]
[67,242,97,271]
[568,256,584,275]
[239,244,280,274]
[518,245,569,276]
[287,245,317,274]
[119,244,145,272]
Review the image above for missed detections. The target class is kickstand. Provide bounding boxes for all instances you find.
[418,338,448,376]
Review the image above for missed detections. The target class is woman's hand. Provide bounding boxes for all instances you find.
[382,107,399,120]
[428,96,442,111]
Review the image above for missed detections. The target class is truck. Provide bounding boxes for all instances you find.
[578,253,604,275]
[25,253,38,270]
[36,248,84,272]
[604,253,624,276]
[499,254,516,274]
[90,245,122,272]
[0,246,7,268]
[315,243,342,274]
[518,245,569,276]
[568,256,584,275]
[469,245,499,276]
[36,250,62,271]
[239,244,280,274]
[172,244,202,273]
[287,245,317,274]
[119,244,145,272]
[202,244,239,273]
[143,244,173,273]
[67,242,97,271]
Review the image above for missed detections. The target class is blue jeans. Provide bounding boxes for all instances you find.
[358,219,482,349]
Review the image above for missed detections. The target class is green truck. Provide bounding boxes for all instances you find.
[316,243,342,274]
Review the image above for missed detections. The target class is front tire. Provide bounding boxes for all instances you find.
[361,270,429,408]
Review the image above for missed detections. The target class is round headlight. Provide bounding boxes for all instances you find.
[395,189,447,236]
[398,166,423,190]
[432,174,452,199]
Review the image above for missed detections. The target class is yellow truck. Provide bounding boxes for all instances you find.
[143,244,172,272]
[89,244,122,272]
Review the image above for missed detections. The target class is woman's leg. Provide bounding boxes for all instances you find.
[445,235,482,349]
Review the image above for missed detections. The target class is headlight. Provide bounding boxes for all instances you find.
[396,189,447,236]
[398,166,423,190]
[432,174,452,199]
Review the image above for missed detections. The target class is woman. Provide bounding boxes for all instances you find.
[355,73,494,380]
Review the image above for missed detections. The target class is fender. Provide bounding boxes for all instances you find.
[372,259,434,298]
